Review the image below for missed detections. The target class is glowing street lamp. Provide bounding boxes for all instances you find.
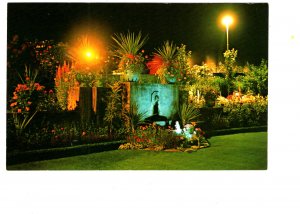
[222,15,233,50]
[85,51,92,58]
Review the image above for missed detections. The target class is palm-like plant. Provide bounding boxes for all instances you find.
[112,31,148,76]
[124,104,147,134]
[112,31,148,57]
[147,41,177,78]
[154,40,177,62]
[178,103,202,126]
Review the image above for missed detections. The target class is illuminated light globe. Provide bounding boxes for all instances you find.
[86,51,92,58]
[222,15,233,27]
[221,14,234,50]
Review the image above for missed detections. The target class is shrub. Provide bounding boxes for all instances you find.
[119,124,184,150]
[242,59,268,96]
[216,93,268,128]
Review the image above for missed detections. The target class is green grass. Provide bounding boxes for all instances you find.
[7,132,267,170]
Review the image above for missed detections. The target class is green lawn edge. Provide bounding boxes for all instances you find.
[7,126,267,166]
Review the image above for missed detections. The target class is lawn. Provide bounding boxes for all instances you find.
[7,132,267,170]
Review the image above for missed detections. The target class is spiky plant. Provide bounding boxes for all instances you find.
[147,41,179,83]
[112,31,148,57]
[124,104,147,134]
[154,40,177,62]
[178,103,202,126]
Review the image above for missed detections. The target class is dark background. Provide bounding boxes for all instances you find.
[7,3,268,65]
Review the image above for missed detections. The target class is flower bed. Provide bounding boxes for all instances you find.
[118,123,210,152]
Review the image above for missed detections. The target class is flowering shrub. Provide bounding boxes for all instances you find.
[119,123,210,151]
[112,31,148,77]
[119,124,184,151]
[118,52,146,74]
[9,67,45,135]
[147,42,191,84]
[54,62,79,110]
[215,92,268,127]
[12,121,118,150]
[187,127,210,148]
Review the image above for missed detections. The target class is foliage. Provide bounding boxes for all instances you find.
[104,82,123,137]
[34,40,69,88]
[242,59,268,95]
[119,124,184,151]
[185,64,220,108]
[123,104,147,134]
[217,48,241,96]
[36,89,60,112]
[215,93,268,127]
[154,40,177,62]
[7,36,68,97]
[7,117,124,151]
[178,103,202,126]
[112,31,148,57]
[147,42,191,84]
[203,89,218,106]
[112,31,148,75]
[54,62,79,110]
[9,66,45,135]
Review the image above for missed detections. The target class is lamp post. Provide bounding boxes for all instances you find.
[222,15,233,50]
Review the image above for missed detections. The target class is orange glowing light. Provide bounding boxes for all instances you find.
[85,51,92,58]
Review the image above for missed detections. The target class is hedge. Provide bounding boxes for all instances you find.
[7,140,126,166]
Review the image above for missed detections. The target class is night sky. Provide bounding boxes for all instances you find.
[7,3,268,65]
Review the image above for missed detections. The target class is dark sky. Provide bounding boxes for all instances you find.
[7,3,268,65]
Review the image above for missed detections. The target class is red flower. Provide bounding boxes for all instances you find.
[126,54,135,60]
[17,109,22,113]
[10,102,17,107]
[147,55,164,75]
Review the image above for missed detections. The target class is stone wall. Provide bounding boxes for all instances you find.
[128,83,179,120]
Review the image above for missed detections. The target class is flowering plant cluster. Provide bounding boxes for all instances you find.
[119,124,184,151]
[49,125,109,146]
[112,31,148,80]
[147,43,191,84]
[215,92,268,106]
[54,62,79,110]
[215,92,268,127]
[9,67,46,136]
[119,123,210,151]
[118,51,146,74]
[10,81,44,114]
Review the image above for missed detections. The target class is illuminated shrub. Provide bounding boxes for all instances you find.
[215,93,268,127]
